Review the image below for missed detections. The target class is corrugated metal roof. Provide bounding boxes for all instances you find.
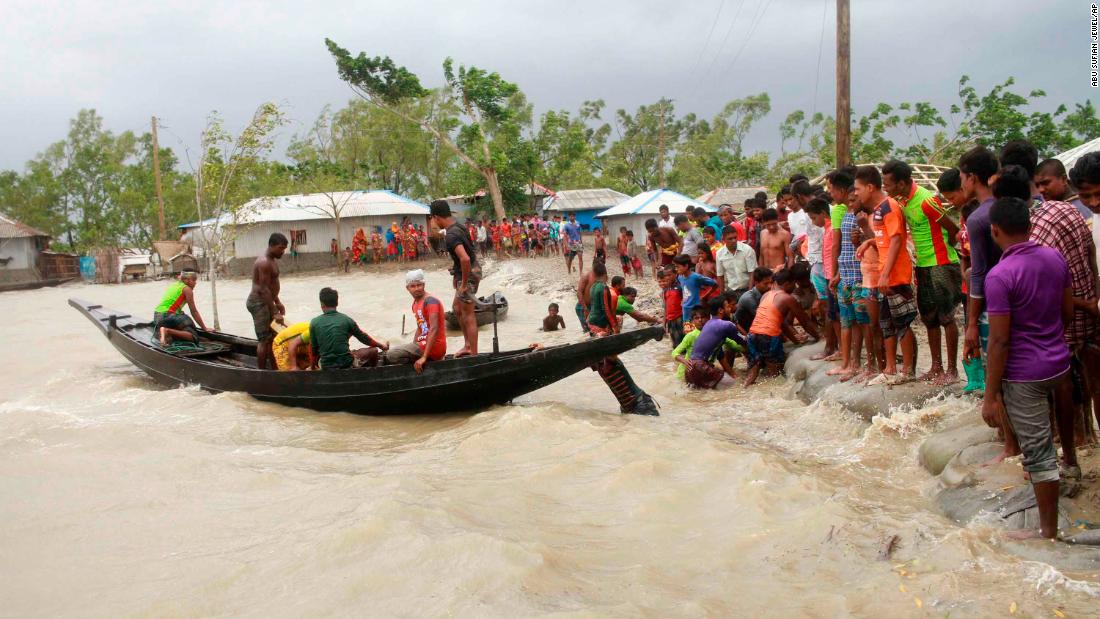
[696,186,768,207]
[596,188,717,218]
[1056,137,1100,172]
[544,188,631,212]
[180,190,429,229]
[0,213,50,239]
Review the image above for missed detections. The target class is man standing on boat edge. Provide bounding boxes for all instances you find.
[430,200,481,357]
[247,232,288,369]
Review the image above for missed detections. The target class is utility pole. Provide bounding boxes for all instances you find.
[836,0,851,168]
[151,116,167,240]
[657,101,667,188]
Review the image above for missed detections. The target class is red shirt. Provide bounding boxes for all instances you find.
[663,285,683,321]
[413,295,447,360]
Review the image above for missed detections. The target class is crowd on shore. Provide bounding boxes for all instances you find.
[148,138,1100,539]
[566,142,1100,541]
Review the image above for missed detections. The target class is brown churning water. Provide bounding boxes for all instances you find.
[0,264,1097,617]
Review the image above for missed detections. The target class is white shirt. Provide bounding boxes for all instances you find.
[477,226,487,242]
[658,216,676,230]
[787,209,810,242]
[806,223,824,265]
[715,242,758,291]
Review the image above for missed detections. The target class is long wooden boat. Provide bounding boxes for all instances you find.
[70,298,662,415]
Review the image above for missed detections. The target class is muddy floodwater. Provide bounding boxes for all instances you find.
[1,261,1098,617]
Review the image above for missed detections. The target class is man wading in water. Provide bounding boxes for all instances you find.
[430,200,480,357]
[246,233,288,369]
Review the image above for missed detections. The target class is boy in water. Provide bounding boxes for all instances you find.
[542,303,566,331]
[678,297,746,388]
[982,197,1073,540]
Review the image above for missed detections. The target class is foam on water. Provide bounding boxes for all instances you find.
[1,267,1098,617]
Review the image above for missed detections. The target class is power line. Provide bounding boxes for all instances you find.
[685,0,727,88]
[691,0,749,100]
[713,0,775,87]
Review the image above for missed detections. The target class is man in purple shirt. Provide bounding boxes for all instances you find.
[684,297,747,388]
[982,197,1073,540]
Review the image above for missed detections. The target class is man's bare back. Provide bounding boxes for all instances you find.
[760,228,791,270]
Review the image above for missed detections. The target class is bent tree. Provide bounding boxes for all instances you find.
[325,39,518,220]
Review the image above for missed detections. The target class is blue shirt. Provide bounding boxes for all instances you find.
[705,215,724,238]
[678,272,717,317]
[563,222,582,244]
[690,319,746,361]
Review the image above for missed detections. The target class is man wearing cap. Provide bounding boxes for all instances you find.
[430,199,480,357]
[153,270,208,346]
[386,270,447,372]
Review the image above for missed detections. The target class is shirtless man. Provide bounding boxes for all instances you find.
[575,256,601,334]
[645,218,682,267]
[246,232,288,369]
[758,208,793,270]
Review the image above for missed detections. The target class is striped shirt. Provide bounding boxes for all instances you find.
[901,182,957,267]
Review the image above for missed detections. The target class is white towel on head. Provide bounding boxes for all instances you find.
[405,269,425,285]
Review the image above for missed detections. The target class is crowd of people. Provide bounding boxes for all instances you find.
[342,220,431,270]
[598,142,1098,541]
[150,140,1100,539]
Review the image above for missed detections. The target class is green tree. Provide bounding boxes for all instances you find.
[603,99,682,193]
[192,103,288,329]
[325,39,524,219]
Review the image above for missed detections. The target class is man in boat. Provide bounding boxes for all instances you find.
[153,270,208,346]
[385,269,447,373]
[430,200,480,358]
[309,287,388,370]
[246,233,288,369]
[273,322,313,371]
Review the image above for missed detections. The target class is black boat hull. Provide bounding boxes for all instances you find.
[71,298,661,415]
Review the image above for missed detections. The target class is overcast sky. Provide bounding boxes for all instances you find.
[0,0,1093,171]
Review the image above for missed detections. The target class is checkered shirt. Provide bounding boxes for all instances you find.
[1029,200,1098,347]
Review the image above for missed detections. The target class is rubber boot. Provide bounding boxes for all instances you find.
[596,358,659,416]
[962,356,985,393]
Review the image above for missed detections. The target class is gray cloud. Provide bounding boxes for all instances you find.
[0,0,1093,170]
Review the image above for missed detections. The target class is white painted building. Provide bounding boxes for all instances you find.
[0,214,50,283]
[595,189,716,246]
[180,190,431,271]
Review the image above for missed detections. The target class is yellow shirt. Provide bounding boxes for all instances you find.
[274,322,310,346]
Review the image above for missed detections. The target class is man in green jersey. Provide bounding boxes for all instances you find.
[153,270,208,346]
[882,160,962,385]
[309,287,388,370]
